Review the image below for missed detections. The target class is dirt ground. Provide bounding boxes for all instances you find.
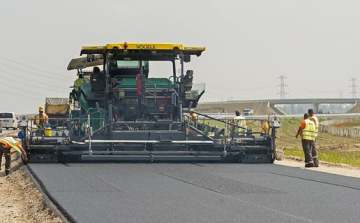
[0,154,61,223]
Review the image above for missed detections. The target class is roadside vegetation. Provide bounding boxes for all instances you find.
[195,116,360,168]
[277,117,360,168]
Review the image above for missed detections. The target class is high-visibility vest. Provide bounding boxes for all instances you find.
[302,119,316,141]
[310,115,319,137]
[232,116,247,136]
[261,122,269,132]
[74,78,84,92]
[34,114,49,126]
[0,137,22,153]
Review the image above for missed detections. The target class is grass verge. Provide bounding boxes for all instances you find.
[277,117,360,168]
[285,149,360,168]
[193,116,360,168]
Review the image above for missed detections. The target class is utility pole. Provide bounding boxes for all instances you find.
[349,78,358,98]
[277,75,288,99]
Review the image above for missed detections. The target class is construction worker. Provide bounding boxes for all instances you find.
[0,137,28,176]
[308,109,319,167]
[261,120,269,133]
[185,109,198,135]
[33,106,49,128]
[71,73,84,101]
[188,109,197,123]
[295,113,316,167]
[91,67,105,91]
[231,110,248,137]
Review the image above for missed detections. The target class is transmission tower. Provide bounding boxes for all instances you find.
[277,75,288,99]
[349,78,358,98]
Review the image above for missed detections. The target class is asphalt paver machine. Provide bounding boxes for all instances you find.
[22,42,280,163]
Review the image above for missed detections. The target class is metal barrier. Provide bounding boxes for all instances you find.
[319,119,360,139]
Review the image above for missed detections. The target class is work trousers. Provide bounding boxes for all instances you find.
[302,140,315,165]
[311,140,319,167]
[0,147,11,171]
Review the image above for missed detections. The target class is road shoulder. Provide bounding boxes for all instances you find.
[275,157,360,178]
[0,154,62,223]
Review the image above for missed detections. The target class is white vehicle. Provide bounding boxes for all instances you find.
[243,108,253,116]
[0,112,18,130]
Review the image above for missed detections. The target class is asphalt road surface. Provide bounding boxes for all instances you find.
[29,163,360,223]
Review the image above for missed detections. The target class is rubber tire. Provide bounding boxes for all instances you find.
[13,127,17,130]
[269,152,276,163]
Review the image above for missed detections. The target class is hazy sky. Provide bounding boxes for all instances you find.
[1,0,360,114]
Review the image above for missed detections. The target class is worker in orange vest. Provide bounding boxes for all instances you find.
[0,137,28,175]
[296,113,316,168]
[188,109,198,123]
[33,106,49,128]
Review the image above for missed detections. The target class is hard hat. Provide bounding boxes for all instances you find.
[189,109,194,112]
[39,106,44,112]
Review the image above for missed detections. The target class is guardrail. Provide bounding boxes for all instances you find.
[198,113,360,139]
[319,119,360,139]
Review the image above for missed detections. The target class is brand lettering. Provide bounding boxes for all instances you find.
[136,45,156,50]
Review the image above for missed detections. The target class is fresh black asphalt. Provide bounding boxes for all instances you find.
[29,163,360,223]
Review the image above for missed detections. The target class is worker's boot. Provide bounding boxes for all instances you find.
[305,163,315,168]
[5,169,10,176]
[313,158,319,167]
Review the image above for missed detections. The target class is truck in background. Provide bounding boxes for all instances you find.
[243,108,253,116]
[45,98,70,126]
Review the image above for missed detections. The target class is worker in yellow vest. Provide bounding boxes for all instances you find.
[261,120,269,133]
[308,109,319,167]
[231,111,248,137]
[71,73,84,101]
[296,113,316,167]
[0,137,28,175]
[74,73,84,92]
[33,106,49,128]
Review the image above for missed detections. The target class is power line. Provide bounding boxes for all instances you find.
[0,71,66,93]
[0,69,69,90]
[287,80,348,94]
[199,82,277,91]
[0,55,67,77]
[1,81,48,97]
[0,86,44,100]
[277,75,288,99]
[0,61,70,82]
[194,77,276,90]
[349,78,358,98]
